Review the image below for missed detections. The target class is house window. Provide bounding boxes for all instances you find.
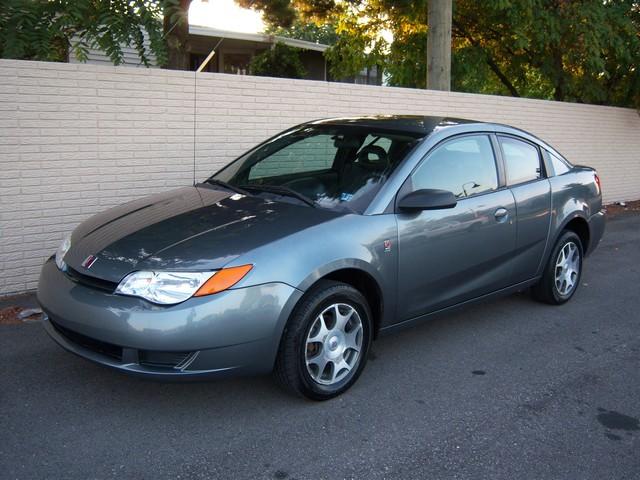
[223,53,252,75]
[355,65,379,85]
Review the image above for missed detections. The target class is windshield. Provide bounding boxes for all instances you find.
[211,125,424,213]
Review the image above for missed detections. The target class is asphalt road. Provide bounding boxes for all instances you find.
[2,215,639,480]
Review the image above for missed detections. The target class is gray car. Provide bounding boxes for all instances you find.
[38,116,605,399]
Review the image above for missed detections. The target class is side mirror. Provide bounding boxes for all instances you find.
[398,189,457,211]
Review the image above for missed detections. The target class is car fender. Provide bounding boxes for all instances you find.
[254,257,391,368]
[227,213,399,332]
[538,208,590,275]
[295,257,385,293]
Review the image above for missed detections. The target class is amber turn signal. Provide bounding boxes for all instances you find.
[194,264,253,297]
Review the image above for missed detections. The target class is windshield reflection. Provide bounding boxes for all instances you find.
[211,125,424,213]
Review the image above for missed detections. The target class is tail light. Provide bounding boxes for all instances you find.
[594,172,601,195]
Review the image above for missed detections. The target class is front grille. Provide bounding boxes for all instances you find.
[65,267,118,293]
[139,350,193,369]
[51,319,123,361]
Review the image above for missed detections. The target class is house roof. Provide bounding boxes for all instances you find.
[189,25,329,52]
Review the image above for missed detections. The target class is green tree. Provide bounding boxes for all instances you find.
[452,0,640,107]
[249,42,307,79]
[245,0,640,108]
[236,0,336,28]
[0,0,170,66]
[265,20,338,45]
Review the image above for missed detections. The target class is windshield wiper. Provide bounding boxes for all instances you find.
[203,178,250,196]
[240,184,317,208]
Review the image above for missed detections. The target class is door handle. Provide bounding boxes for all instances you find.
[494,207,509,222]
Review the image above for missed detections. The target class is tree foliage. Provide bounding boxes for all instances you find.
[0,0,171,66]
[236,0,336,28]
[249,42,307,79]
[247,0,640,108]
[265,20,338,45]
[452,0,640,107]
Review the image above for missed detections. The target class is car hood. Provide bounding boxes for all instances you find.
[63,185,341,282]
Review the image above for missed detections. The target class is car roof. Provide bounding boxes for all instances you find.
[306,115,563,158]
[307,115,480,135]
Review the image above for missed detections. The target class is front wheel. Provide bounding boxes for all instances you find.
[274,280,372,400]
[532,231,583,305]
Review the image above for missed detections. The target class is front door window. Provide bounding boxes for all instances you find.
[411,135,498,198]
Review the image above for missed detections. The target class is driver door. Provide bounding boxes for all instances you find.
[396,134,517,320]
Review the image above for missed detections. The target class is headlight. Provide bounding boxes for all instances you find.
[55,233,72,270]
[116,271,214,305]
[115,264,252,305]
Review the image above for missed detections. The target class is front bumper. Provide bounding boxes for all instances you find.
[37,259,303,379]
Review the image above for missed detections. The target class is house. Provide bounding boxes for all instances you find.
[188,26,327,80]
[70,25,382,85]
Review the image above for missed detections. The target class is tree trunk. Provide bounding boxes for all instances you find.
[552,50,566,102]
[164,0,192,70]
[427,0,452,91]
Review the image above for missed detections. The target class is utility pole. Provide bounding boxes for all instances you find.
[427,0,452,91]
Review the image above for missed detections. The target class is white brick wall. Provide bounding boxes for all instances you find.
[1,59,639,295]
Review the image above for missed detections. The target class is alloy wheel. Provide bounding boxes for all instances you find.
[555,241,580,296]
[305,303,363,386]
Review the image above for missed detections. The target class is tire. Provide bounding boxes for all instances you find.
[274,280,373,400]
[532,230,584,305]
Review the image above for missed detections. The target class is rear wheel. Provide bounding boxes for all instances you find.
[274,280,372,400]
[532,231,583,305]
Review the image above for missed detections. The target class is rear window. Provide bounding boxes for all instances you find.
[547,150,571,175]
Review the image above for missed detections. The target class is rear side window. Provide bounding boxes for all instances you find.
[499,136,542,185]
[547,151,571,175]
[411,135,498,198]
[354,134,393,168]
